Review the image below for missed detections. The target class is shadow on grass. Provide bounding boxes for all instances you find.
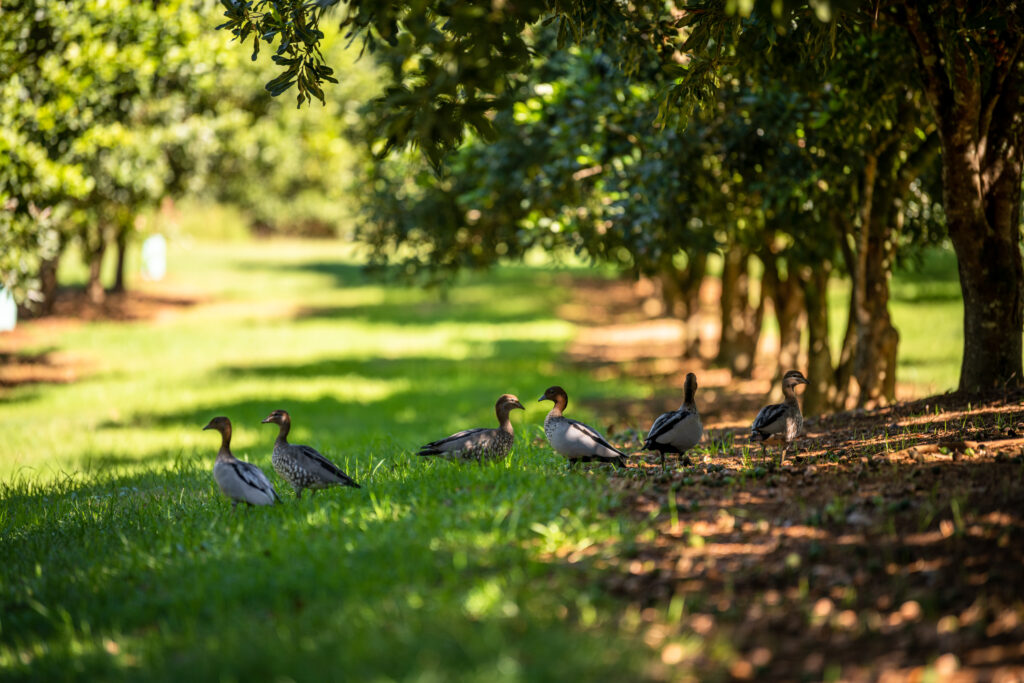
[0,451,648,681]
[92,339,574,466]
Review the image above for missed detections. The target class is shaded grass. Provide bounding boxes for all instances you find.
[1,239,654,681]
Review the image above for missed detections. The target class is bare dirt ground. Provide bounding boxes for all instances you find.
[559,276,1024,682]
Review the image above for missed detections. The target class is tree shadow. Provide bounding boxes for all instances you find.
[599,396,1024,680]
[0,454,649,681]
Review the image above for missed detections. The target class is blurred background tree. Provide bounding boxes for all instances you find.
[0,0,377,311]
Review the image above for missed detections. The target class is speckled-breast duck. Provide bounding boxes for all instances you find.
[750,370,810,462]
[416,394,525,462]
[261,409,360,498]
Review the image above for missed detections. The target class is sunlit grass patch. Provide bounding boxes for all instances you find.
[1,237,659,681]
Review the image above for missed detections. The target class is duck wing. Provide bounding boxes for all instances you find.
[751,403,788,439]
[216,460,280,505]
[416,427,492,456]
[295,444,361,488]
[644,408,692,446]
[566,418,627,458]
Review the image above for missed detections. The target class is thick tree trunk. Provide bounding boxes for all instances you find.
[902,5,1024,392]
[112,224,129,294]
[800,264,835,416]
[716,245,763,379]
[947,179,1023,392]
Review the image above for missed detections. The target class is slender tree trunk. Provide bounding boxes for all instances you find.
[800,264,835,416]
[661,252,708,359]
[112,224,129,294]
[762,252,804,379]
[87,241,106,305]
[37,249,63,316]
[850,152,901,408]
[716,245,763,379]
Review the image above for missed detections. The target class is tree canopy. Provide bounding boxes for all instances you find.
[221,0,1022,395]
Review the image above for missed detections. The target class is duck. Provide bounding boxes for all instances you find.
[416,394,526,462]
[538,385,627,469]
[203,416,281,509]
[750,370,810,463]
[643,372,703,470]
[261,409,360,497]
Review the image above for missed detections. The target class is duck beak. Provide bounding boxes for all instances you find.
[801,377,810,385]
[260,415,274,424]
[202,422,214,431]
[537,396,545,402]
[513,400,525,410]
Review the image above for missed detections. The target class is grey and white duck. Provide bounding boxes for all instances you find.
[416,394,525,462]
[203,416,281,509]
[261,409,360,498]
[643,372,703,470]
[538,385,627,469]
[750,370,810,462]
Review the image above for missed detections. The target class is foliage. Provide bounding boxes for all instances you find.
[0,1,378,306]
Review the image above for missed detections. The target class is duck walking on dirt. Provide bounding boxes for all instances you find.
[538,385,627,469]
[416,394,526,462]
[750,370,810,463]
[643,372,703,470]
[203,416,281,510]
[261,409,360,498]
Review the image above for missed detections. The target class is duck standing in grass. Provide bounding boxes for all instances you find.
[643,372,703,470]
[750,370,810,463]
[416,394,526,462]
[261,409,360,498]
[203,416,281,509]
[538,385,627,469]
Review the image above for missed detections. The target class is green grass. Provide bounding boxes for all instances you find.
[1,239,655,681]
[0,225,973,680]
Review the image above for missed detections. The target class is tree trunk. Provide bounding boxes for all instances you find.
[37,250,62,316]
[800,264,835,416]
[902,5,1024,393]
[661,252,708,359]
[761,252,804,380]
[112,224,129,294]
[87,241,106,305]
[716,245,763,379]
[947,183,1024,392]
[848,152,902,408]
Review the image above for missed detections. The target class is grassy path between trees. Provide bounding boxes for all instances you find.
[2,239,1020,681]
[0,239,660,681]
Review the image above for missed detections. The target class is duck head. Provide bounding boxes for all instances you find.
[261,409,291,426]
[203,416,232,434]
[496,394,526,415]
[782,370,810,391]
[538,386,568,411]
[683,372,698,398]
